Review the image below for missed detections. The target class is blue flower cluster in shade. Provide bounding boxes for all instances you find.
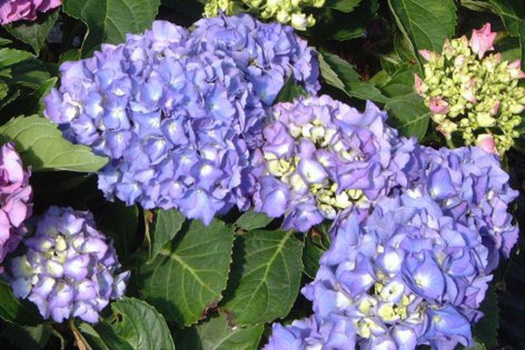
[8,206,129,323]
[265,145,518,349]
[44,15,319,225]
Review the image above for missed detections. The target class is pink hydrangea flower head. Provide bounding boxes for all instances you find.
[470,23,497,59]
[0,142,32,271]
[0,0,61,25]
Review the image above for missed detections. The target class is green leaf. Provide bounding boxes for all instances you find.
[94,298,175,350]
[275,78,307,103]
[461,0,524,36]
[327,0,379,41]
[97,200,139,263]
[0,48,34,70]
[0,81,8,102]
[319,52,390,103]
[327,0,361,13]
[5,10,59,55]
[472,286,499,348]
[148,209,185,263]
[2,323,50,350]
[520,20,525,71]
[78,323,110,350]
[0,115,108,172]
[63,0,161,57]
[388,0,457,56]
[175,314,264,350]
[234,211,273,231]
[0,280,42,326]
[384,93,430,139]
[137,219,235,326]
[221,230,303,325]
[377,64,419,98]
[303,227,330,279]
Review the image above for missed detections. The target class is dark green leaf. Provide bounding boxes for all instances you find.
[137,219,235,326]
[303,227,331,279]
[520,20,525,71]
[0,280,42,326]
[388,0,457,55]
[327,0,361,12]
[234,211,273,231]
[378,64,419,98]
[275,78,307,103]
[2,323,50,350]
[175,314,263,350]
[328,0,378,41]
[0,48,33,70]
[78,323,110,350]
[384,93,430,139]
[319,51,390,103]
[148,209,185,262]
[63,0,161,57]
[94,298,175,350]
[97,200,139,263]
[461,0,524,36]
[0,115,108,172]
[5,10,59,55]
[472,286,499,348]
[221,230,303,325]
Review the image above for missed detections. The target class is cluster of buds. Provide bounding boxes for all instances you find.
[0,0,61,24]
[414,23,525,155]
[204,0,325,30]
[252,95,415,232]
[0,143,32,271]
[8,206,129,323]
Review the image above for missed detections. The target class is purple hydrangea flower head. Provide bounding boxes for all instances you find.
[8,206,129,323]
[301,191,492,349]
[252,95,417,232]
[0,142,32,271]
[0,0,61,24]
[44,15,320,225]
[414,146,519,271]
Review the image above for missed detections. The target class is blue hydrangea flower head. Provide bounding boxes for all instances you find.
[44,15,320,225]
[253,95,417,232]
[7,206,129,323]
[414,146,519,271]
[265,315,357,350]
[300,191,492,349]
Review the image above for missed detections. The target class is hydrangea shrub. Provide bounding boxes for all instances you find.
[0,2,522,349]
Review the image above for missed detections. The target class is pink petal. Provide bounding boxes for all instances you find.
[470,23,497,58]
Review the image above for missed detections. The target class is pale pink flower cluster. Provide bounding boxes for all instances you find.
[415,23,525,155]
[0,0,61,25]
